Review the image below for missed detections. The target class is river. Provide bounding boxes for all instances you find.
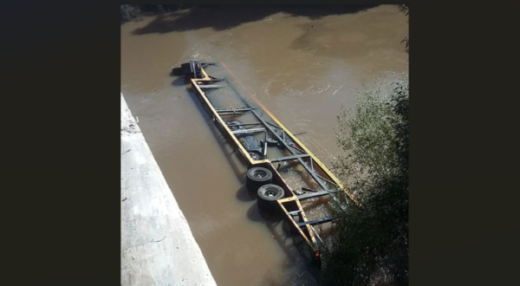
[121,5,408,285]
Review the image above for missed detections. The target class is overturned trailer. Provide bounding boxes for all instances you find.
[172,60,359,266]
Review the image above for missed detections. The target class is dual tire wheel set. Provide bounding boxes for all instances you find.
[246,166,284,212]
[247,166,301,235]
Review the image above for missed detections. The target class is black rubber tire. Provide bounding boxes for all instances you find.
[193,61,203,78]
[257,184,285,212]
[181,63,191,75]
[180,61,203,78]
[246,167,272,193]
[171,67,183,76]
[257,184,284,201]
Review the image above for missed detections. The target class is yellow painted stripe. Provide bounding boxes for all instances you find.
[192,66,354,250]
[251,96,358,204]
[295,198,317,246]
[191,78,256,164]
[277,196,296,203]
[278,201,315,251]
[198,65,359,204]
[201,69,210,80]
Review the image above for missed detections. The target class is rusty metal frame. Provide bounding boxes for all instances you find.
[186,62,359,256]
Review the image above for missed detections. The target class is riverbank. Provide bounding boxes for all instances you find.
[121,93,217,286]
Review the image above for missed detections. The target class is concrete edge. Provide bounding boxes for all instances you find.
[121,93,217,286]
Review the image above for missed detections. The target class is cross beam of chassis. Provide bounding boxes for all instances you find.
[172,60,360,265]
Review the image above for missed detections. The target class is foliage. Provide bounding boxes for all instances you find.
[321,77,409,286]
[333,78,408,200]
[399,4,409,16]
[121,4,141,23]
[121,5,193,23]
[400,4,409,53]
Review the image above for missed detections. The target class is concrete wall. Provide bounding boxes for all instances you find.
[121,93,217,286]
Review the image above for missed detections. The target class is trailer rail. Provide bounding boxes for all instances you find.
[172,60,360,266]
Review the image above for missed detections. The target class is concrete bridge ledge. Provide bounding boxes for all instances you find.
[121,93,217,286]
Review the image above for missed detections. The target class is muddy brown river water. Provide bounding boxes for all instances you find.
[121,5,407,286]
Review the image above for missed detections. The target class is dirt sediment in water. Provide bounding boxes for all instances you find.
[122,5,407,286]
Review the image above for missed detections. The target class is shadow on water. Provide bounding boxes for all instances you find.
[236,184,256,202]
[178,70,320,285]
[251,204,320,286]
[247,202,263,222]
[181,76,247,184]
[247,202,286,222]
[131,5,381,35]
[171,76,188,87]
